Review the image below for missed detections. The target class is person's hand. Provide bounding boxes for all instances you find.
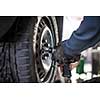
[53,44,80,66]
[69,61,80,70]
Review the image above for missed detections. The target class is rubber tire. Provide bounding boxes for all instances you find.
[0,17,37,82]
[0,16,59,83]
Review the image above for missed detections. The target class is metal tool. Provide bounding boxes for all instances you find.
[51,48,72,83]
[62,63,72,83]
[44,43,72,83]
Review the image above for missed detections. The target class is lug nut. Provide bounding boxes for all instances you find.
[44,43,48,47]
[42,53,49,60]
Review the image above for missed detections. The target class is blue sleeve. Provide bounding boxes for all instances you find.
[62,16,100,56]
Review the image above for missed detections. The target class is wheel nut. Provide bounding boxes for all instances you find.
[42,53,49,60]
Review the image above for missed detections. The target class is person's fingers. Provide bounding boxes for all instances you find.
[69,61,79,70]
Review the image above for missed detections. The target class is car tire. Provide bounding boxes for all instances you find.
[0,16,59,83]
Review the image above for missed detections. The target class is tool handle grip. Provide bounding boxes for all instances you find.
[62,63,72,78]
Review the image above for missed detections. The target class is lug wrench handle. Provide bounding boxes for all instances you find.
[62,63,72,83]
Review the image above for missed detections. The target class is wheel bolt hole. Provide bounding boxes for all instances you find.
[42,53,49,60]
[44,43,48,47]
[42,39,45,43]
[45,53,49,57]
[41,50,44,53]
[42,56,45,60]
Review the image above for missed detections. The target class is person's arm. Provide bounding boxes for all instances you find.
[62,16,100,56]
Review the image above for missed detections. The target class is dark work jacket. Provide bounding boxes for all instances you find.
[62,16,100,56]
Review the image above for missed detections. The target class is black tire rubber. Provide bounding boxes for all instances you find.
[0,33,37,83]
[0,17,37,82]
[0,43,14,82]
[0,16,59,83]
